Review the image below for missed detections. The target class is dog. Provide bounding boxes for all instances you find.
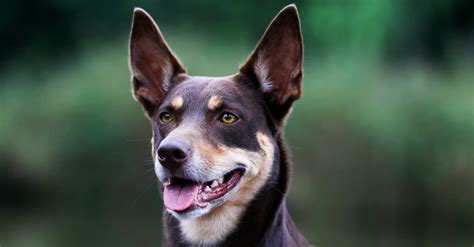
[128,4,308,246]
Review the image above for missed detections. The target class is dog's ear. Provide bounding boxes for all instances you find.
[240,4,303,123]
[129,8,186,117]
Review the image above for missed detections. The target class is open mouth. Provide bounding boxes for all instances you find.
[163,168,245,212]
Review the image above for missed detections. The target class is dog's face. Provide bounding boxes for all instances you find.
[150,75,275,220]
[129,4,302,244]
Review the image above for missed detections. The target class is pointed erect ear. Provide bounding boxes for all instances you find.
[129,8,186,117]
[240,4,303,122]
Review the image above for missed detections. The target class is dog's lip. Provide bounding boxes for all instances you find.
[162,167,245,186]
[162,168,246,212]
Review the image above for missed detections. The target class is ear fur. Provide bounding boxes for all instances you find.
[240,4,303,122]
[129,8,186,117]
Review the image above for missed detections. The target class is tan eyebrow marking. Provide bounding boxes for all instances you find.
[207,95,223,110]
[170,96,184,110]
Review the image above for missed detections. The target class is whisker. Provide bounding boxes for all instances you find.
[142,159,154,165]
[267,183,285,196]
[130,179,156,208]
[146,167,155,174]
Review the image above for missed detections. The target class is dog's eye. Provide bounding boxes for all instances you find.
[159,112,174,123]
[219,112,239,124]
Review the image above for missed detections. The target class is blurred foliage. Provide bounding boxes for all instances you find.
[1,0,473,246]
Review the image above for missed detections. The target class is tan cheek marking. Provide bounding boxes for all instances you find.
[179,131,275,245]
[194,139,225,162]
[226,131,274,205]
[170,96,184,110]
[207,95,223,110]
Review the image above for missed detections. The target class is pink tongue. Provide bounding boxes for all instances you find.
[163,183,199,211]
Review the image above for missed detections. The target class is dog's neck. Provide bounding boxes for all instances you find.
[162,135,307,246]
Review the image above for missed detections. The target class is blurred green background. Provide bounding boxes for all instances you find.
[1,0,473,246]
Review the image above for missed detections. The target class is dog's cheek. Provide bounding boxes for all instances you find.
[229,132,274,205]
[198,131,274,206]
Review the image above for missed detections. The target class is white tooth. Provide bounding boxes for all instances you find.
[218,177,224,184]
[204,186,211,192]
[210,180,219,188]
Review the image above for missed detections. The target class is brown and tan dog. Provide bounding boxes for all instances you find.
[128,4,308,246]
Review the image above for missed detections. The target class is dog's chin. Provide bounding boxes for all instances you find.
[163,168,246,220]
[167,193,229,220]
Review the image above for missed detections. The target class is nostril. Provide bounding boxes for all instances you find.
[157,149,166,161]
[172,149,187,160]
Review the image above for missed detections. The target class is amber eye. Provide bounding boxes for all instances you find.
[220,112,239,124]
[159,112,174,123]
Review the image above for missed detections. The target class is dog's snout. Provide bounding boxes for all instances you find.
[157,141,190,169]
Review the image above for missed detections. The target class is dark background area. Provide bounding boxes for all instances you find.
[1,0,473,246]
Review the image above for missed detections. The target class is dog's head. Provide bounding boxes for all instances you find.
[129,3,302,231]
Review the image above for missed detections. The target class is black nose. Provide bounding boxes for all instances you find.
[157,141,190,170]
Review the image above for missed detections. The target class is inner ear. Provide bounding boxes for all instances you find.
[129,8,186,117]
[240,4,303,121]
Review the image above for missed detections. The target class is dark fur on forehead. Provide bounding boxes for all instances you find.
[161,75,261,112]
